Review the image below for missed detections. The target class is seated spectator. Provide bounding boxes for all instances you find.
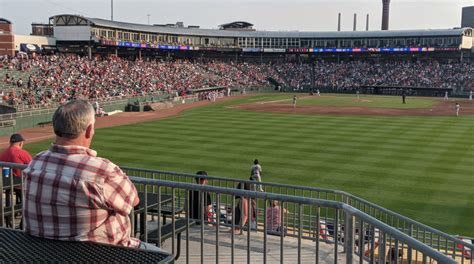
[265,200,288,234]
[22,100,162,251]
[188,171,212,224]
[1,54,473,109]
[386,247,403,264]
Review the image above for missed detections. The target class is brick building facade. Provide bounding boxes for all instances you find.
[0,18,15,56]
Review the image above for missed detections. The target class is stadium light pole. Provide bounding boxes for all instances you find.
[147,14,150,25]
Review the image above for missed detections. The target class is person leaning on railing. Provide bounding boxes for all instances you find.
[22,99,165,252]
[231,182,256,235]
[0,133,32,206]
[187,171,213,224]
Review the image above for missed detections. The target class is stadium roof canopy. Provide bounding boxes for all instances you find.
[50,14,471,39]
[218,21,253,30]
[0,18,12,24]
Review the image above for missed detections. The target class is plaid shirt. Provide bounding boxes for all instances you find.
[22,144,140,248]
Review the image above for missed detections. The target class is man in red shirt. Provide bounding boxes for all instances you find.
[0,133,32,175]
[0,133,32,205]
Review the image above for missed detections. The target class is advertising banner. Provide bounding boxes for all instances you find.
[288,48,309,53]
[93,40,461,54]
[20,44,42,53]
[242,48,263,52]
[263,48,286,53]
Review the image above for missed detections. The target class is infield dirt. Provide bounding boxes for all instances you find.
[233,97,474,117]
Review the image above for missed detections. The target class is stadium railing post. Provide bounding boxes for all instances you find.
[344,212,355,264]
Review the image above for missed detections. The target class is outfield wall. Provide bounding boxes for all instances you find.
[0,99,130,136]
[0,87,261,136]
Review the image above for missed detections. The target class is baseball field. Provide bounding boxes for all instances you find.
[24,94,474,236]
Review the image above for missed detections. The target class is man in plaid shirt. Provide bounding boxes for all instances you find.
[23,100,144,249]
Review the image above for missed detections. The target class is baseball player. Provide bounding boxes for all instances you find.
[250,159,264,192]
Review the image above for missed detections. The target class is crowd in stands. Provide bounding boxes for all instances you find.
[0,55,272,109]
[277,61,474,91]
[1,54,473,109]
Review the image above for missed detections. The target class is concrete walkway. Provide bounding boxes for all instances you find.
[147,222,360,263]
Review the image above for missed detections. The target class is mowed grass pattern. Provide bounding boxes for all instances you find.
[25,95,474,236]
[296,94,437,108]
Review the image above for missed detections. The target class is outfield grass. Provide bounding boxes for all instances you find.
[25,94,474,236]
[295,94,437,108]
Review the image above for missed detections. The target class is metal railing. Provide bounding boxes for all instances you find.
[0,95,153,121]
[0,119,15,128]
[8,97,131,113]
[0,108,56,121]
[0,162,469,263]
[121,166,474,263]
[132,177,457,264]
[0,98,130,121]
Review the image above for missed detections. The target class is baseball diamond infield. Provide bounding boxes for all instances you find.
[232,95,474,116]
[4,93,474,237]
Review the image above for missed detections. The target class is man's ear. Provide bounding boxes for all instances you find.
[85,124,93,139]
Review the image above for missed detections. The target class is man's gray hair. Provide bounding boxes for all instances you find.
[53,100,95,139]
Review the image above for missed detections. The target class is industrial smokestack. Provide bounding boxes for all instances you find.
[353,13,357,31]
[366,14,369,31]
[338,13,341,31]
[111,0,114,21]
[381,0,390,30]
